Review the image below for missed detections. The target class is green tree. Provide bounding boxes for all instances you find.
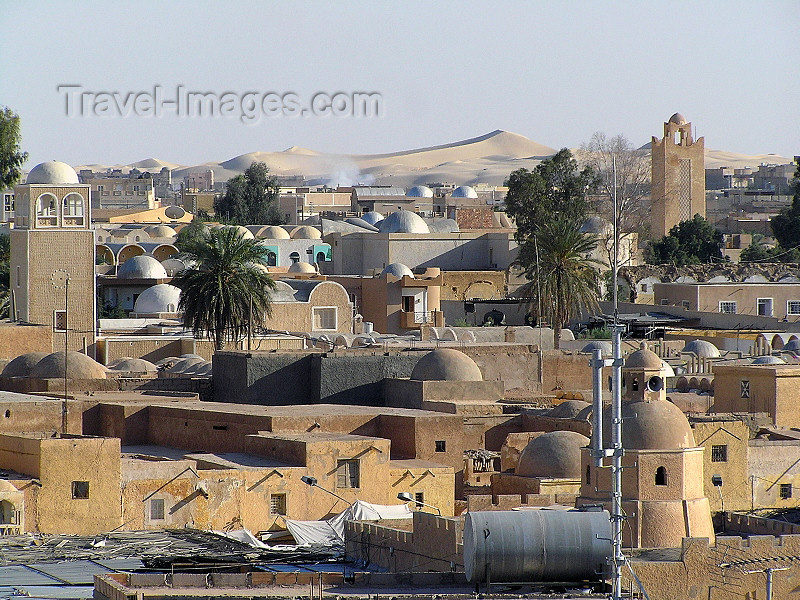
[645,214,724,265]
[175,217,209,252]
[770,158,800,250]
[214,161,284,225]
[504,148,600,243]
[172,227,277,350]
[0,107,28,189]
[516,218,603,348]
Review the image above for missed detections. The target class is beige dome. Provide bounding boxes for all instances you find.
[227,225,254,239]
[516,431,589,478]
[548,399,590,419]
[410,349,482,381]
[117,255,168,279]
[107,357,157,373]
[290,225,322,239]
[682,339,720,358]
[30,351,107,380]
[625,343,663,370]
[604,399,695,450]
[288,261,317,273]
[1,352,49,377]
[669,112,687,125]
[145,225,177,238]
[26,161,79,184]
[259,226,291,239]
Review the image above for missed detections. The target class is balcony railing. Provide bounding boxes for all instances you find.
[400,310,443,329]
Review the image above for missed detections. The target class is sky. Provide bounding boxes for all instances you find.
[1,0,797,169]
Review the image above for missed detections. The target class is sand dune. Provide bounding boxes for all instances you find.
[72,130,793,188]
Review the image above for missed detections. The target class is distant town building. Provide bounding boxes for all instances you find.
[184,169,214,192]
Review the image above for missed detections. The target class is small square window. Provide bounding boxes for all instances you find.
[780,483,793,499]
[435,440,446,453]
[681,300,690,309]
[719,301,737,314]
[72,481,89,499]
[150,498,165,520]
[711,445,728,462]
[270,494,287,515]
[414,492,424,508]
[788,300,800,316]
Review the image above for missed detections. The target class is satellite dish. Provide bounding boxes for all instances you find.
[165,206,186,220]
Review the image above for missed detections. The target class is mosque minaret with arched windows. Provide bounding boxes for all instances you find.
[10,161,96,350]
[577,342,715,548]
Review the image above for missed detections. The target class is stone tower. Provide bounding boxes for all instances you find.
[11,161,96,351]
[578,343,714,548]
[651,113,705,239]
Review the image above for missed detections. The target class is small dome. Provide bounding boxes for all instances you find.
[451,185,478,199]
[133,284,181,314]
[290,225,322,239]
[227,225,254,239]
[288,261,317,274]
[427,219,460,233]
[407,185,434,198]
[625,343,663,370]
[579,215,611,235]
[145,225,177,238]
[361,211,384,225]
[669,112,687,125]
[107,357,158,373]
[582,341,613,356]
[381,263,414,278]
[604,399,695,450]
[259,225,291,240]
[548,399,590,419]
[26,161,79,185]
[661,361,676,377]
[784,339,800,351]
[167,356,206,373]
[752,355,786,365]
[682,339,720,358]
[117,255,168,279]
[410,349,482,382]
[378,210,430,234]
[1,352,49,377]
[30,351,107,380]
[516,431,589,478]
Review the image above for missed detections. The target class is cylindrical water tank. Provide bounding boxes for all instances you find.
[463,509,611,583]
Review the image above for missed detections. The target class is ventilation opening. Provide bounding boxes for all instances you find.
[655,466,668,486]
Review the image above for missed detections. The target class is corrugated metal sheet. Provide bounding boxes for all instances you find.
[30,561,112,585]
[0,566,61,586]
[9,585,94,599]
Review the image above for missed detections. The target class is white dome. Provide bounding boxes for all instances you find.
[133,284,181,314]
[381,263,414,278]
[26,161,79,185]
[451,185,478,199]
[117,255,168,279]
[407,185,434,198]
[682,339,720,358]
[161,258,187,276]
[752,355,786,365]
[145,225,177,238]
[288,261,317,274]
[290,225,322,239]
[361,211,384,225]
[259,226,291,239]
[378,210,430,234]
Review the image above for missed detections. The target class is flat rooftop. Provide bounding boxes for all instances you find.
[122,445,296,468]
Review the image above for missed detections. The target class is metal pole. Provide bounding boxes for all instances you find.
[591,348,604,467]
[64,277,69,402]
[248,295,252,352]
[612,154,618,311]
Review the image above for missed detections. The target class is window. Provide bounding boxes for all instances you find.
[414,492,424,508]
[788,301,800,316]
[711,445,728,462]
[640,284,648,292]
[71,481,89,499]
[36,193,58,225]
[586,464,591,484]
[313,307,337,331]
[289,252,300,264]
[719,301,737,314]
[741,380,750,399]
[631,377,639,392]
[660,299,669,305]
[266,252,277,267]
[62,193,84,225]
[336,459,360,488]
[150,498,165,520]
[681,300,691,309]
[780,483,793,499]
[655,466,667,486]
[270,494,287,515]
[3,194,13,213]
[757,298,773,317]
[53,310,67,332]
[435,440,446,453]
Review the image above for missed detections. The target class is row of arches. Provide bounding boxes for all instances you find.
[96,243,178,266]
[34,192,85,227]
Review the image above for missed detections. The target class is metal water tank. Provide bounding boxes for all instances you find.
[463,509,611,583]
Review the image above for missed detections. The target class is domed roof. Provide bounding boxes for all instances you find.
[516,431,589,478]
[161,257,187,276]
[117,255,168,279]
[361,211,384,225]
[145,225,177,238]
[259,225,291,239]
[582,340,613,356]
[288,261,317,273]
[451,185,478,199]
[661,361,676,377]
[290,225,322,239]
[407,185,434,198]
[1,352,49,377]
[784,339,800,351]
[668,112,687,125]
[410,349,482,382]
[227,225,254,239]
[548,399,590,418]
[26,161,79,185]
[378,210,430,234]
[604,399,695,450]
[167,356,206,373]
[107,357,158,372]
[752,355,786,365]
[625,343,663,369]
[381,263,414,278]
[133,284,181,314]
[682,339,720,358]
[579,215,611,235]
[30,351,107,380]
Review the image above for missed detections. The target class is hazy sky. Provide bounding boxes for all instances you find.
[1,1,797,168]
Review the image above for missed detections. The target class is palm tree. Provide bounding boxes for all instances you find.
[516,218,603,349]
[173,227,277,350]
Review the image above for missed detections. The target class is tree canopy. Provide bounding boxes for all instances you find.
[644,214,724,265]
[172,227,277,350]
[769,159,800,251]
[504,148,600,243]
[0,107,28,189]
[214,161,284,225]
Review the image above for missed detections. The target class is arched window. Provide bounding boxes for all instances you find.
[289,252,300,264]
[36,193,58,226]
[655,466,667,486]
[316,251,327,263]
[631,377,639,392]
[267,252,277,267]
[62,193,85,226]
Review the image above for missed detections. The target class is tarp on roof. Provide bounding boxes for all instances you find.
[285,500,412,547]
